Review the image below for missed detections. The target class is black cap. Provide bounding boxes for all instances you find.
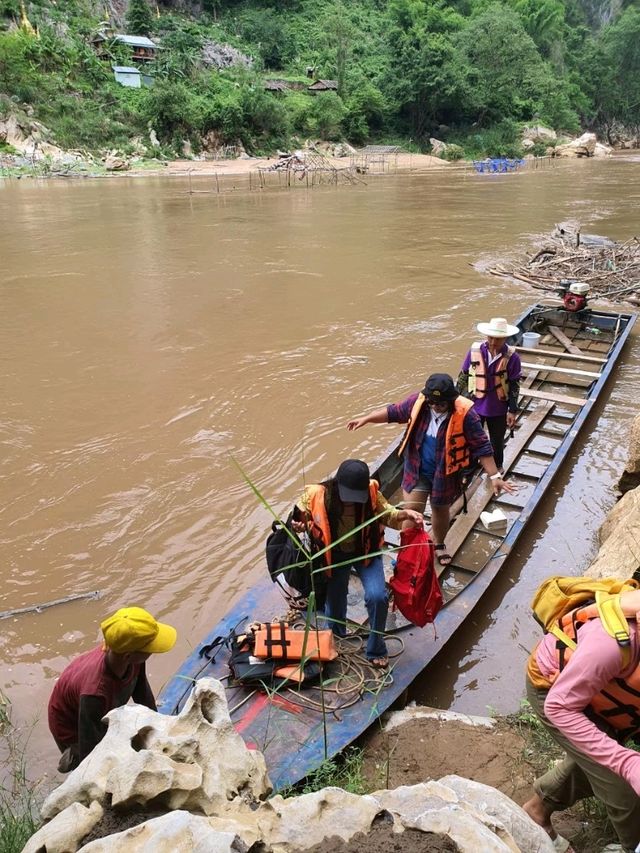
[336,459,370,503]
[424,373,458,402]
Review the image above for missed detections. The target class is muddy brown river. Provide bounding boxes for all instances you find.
[1,157,639,781]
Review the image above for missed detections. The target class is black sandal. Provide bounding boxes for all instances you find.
[434,544,452,567]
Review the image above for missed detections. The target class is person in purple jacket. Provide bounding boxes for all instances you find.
[347,373,515,567]
[457,317,522,472]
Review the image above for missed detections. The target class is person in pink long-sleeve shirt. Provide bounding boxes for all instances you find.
[523,609,640,852]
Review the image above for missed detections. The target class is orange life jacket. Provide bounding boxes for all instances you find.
[468,344,515,401]
[530,602,640,740]
[303,481,381,569]
[397,394,474,476]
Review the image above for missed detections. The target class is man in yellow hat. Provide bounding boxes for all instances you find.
[48,606,177,772]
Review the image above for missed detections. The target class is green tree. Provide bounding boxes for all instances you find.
[452,3,555,124]
[322,1,356,95]
[306,91,346,140]
[383,0,465,139]
[236,8,289,69]
[512,0,565,58]
[141,79,205,146]
[589,6,640,132]
[126,0,154,36]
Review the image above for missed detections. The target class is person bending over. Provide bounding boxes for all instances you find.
[523,588,640,853]
[48,606,177,772]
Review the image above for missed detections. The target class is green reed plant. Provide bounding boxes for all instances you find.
[0,691,40,853]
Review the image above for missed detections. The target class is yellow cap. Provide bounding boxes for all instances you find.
[100,607,177,655]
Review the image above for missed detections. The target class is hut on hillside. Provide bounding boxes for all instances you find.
[307,79,338,93]
[92,32,159,63]
[263,80,288,93]
[112,65,154,88]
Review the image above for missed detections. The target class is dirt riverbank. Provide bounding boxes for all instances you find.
[357,711,612,853]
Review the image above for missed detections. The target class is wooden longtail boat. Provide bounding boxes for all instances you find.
[158,302,636,791]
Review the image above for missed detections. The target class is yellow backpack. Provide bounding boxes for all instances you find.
[531,575,639,664]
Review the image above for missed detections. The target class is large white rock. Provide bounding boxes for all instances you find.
[439,776,556,852]
[554,132,597,158]
[374,783,514,851]
[23,801,103,853]
[430,138,448,158]
[78,811,246,852]
[522,125,557,144]
[256,787,383,848]
[589,486,640,580]
[41,678,270,822]
[29,678,562,853]
[593,141,613,157]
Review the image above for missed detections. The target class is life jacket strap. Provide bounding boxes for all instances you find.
[263,621,291,658]
[596,592,632,667]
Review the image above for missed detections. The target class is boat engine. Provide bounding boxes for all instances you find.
[558,281,590,313]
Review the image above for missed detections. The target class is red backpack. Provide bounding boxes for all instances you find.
[388,527,443,628]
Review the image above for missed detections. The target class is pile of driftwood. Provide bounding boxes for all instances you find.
[488,222,640,306]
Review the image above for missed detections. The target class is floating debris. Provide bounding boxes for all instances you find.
[488,222,640,306]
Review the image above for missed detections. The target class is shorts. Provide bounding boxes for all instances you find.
[412,475,433,493]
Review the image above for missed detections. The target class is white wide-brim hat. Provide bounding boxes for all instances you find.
[477,317,519,338]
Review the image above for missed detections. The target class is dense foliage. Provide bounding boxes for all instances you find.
[0,0,638,157]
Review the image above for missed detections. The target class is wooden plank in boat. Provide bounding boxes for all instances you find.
[516,346,606,364]
[519,361,601,379]
[519,387,587,407]
[445,402,553,561]
[548,325,586,355]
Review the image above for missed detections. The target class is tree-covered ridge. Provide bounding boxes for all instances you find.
[0,0,638,157]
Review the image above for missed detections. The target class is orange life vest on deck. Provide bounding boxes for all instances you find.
[303,481,382,570]
[397,394,474,476]
[468,344,515,401]
[530,602,640,740]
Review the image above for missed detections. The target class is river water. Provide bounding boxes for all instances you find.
[1,157,639,780]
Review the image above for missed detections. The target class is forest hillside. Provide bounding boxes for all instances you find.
[0,0,639,159]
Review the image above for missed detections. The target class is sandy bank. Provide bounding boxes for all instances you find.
[126,152,449,178]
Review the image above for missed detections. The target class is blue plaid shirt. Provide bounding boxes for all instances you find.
[387,392,493,506]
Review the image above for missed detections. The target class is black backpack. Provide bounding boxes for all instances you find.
[265,512,327,608]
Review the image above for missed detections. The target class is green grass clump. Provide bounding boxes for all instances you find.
[279,747,369,798]
[0,692,40,853]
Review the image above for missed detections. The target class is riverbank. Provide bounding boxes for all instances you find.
[0,151,449,180]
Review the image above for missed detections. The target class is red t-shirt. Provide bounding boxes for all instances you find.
[48,646,155,758]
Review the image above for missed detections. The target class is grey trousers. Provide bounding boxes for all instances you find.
[526,677,640,851]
